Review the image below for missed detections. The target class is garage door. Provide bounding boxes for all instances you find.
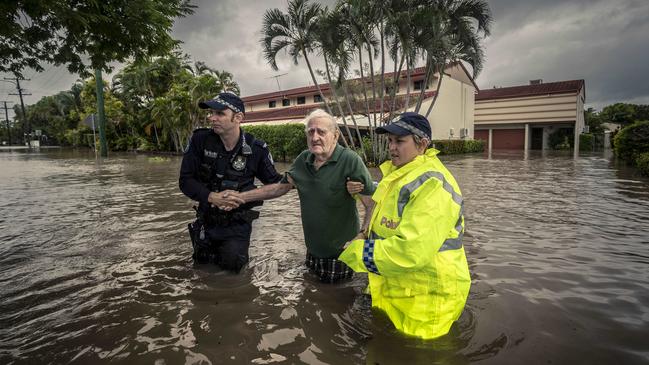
[493,129,525,149]
[474,130,489,142]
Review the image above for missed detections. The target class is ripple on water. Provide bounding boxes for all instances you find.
[1,150,649,364]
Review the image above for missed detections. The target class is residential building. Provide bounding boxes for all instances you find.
[474,79,586,154]
[241,63,477,141]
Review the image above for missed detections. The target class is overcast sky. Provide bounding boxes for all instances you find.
[2,0,648,116]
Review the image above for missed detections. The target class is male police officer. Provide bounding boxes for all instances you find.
[179,92,282,272]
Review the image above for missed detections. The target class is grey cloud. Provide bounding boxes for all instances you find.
[478,0,649,109]
[5,0,649,112]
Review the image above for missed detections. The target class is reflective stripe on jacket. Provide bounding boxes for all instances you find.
[339,148,470,339]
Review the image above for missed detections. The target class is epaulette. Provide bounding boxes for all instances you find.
[252,138,269,149]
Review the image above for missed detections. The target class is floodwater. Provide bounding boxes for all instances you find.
[1,148,648,365]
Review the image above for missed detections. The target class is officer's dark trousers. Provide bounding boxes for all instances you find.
[190,221,252,272]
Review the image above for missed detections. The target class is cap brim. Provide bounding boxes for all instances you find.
[375,124,411,136]
[198,100,228,110]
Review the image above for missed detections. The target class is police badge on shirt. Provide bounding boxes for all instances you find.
[232,154,247,171]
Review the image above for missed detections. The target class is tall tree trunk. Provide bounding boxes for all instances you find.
[302,49,334,116]
[153,123,160,149]
[324,55,354,149]
[424,65,445,119]
[388,54,405,119]
[358,46,372,161]
[414,56,434,113]
[341,80,368,161]
[378,21,390,162]
[402,54,412,113]
[366,42,380,164]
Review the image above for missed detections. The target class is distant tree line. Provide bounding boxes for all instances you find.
[546,103,649,151]
[1,52,238,152]
[2,0,493,160]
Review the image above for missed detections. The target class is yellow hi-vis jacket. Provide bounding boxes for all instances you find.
[339,148,470,339]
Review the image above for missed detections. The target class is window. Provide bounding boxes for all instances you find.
[268,100,276,108]
[282,99,290,106]
[414,80,424,91]
[297,96,306,105]
[313,94,323,103]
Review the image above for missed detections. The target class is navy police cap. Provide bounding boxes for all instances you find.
[199,92,245,114]
[376,112,432,139]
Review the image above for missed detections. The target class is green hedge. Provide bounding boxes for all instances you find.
[636,152,649,176]
[579,133,594,151]
[242,123,307,162]
[432,139,485,155]
[613,120,649,162]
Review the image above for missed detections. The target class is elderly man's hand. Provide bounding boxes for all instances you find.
[208,190,245,210]
[346,180,364,195]
[343,232,366,250]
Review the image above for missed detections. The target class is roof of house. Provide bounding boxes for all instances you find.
[244,91,436,123]
[476,79,585,101]
[243,104,318,123]
[242,62,470,103]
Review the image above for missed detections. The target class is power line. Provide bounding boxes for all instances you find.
[5,77,32,143]
[1,100,14,144]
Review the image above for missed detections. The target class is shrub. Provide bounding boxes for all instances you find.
[613,120,649,162]
[137,137,155,152]
[432,139,485,155]
[242,123,307,162]
[63,128,84,147]
[112,134,141,151]
[636,152,649,176]
[579,133,594,151]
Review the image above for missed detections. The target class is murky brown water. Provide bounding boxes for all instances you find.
[1,148,648,365]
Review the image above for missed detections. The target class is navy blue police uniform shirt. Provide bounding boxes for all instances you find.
[179,128,282,208]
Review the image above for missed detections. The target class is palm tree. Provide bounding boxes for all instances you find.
[315,7,365,152]
[260,0,334,117]
[418,0,492,118]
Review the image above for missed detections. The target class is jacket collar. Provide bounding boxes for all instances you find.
[373,148,439,203]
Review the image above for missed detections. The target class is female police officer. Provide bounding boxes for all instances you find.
[340,112,470,339]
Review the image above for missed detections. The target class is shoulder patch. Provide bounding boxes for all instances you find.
[253,138,268,149]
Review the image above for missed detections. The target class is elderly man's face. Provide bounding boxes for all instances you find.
[306,117,338,159]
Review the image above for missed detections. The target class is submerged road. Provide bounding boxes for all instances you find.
[1,148,648,364]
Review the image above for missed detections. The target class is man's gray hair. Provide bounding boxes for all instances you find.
[304,109,339,132]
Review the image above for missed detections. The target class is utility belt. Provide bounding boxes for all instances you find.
[196,206,260,227]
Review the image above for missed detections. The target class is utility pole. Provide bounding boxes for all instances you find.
[5,76,31,146]
[94,69,108,157]
[1,101,13,145]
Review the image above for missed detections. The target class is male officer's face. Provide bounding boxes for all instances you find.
[306,117,338,159]
[208,108,240,135]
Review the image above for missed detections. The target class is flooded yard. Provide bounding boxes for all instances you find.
[1,148,648,364]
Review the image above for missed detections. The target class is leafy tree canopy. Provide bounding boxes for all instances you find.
[599,103,649,127]
[0,0,194,77]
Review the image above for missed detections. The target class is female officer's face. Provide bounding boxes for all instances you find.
[388,134,421,168]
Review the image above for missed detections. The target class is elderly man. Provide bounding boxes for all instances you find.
[179,92,282,272]
[229,109,375,283]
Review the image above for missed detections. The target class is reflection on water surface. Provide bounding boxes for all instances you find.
[1,148,648,364]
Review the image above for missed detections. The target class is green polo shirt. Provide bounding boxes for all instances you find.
[288,144,375,258]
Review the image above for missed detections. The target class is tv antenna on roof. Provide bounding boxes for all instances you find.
[268,73,288,92]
